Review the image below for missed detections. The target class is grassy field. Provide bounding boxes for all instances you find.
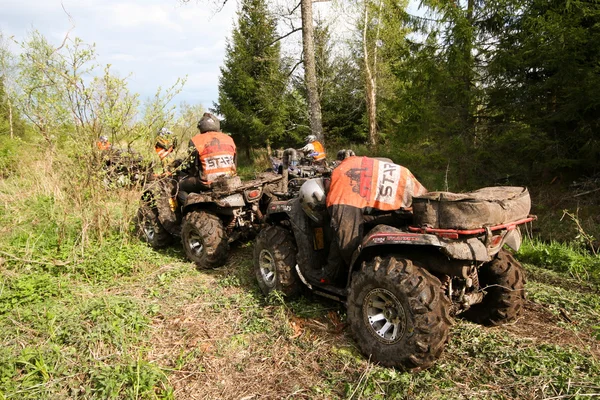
[0,145,599,399]
[1,242,599,399]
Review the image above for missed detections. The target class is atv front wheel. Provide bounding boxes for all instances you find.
[254,226,301,297]
[464,249,525,326]
[181,211,228,269]
[135,204,172,248]
[347,256,452,370]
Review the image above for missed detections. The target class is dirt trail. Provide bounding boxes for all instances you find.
[499,301,600,358]
[147,247,600,399]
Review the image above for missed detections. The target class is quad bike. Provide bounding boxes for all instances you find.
[101,148,149,188]
[254,182,534,370]
[136,171,283,269]
[270,148,332,196]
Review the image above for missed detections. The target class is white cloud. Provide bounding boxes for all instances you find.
[1,0,237,110]
[105,3,183,32]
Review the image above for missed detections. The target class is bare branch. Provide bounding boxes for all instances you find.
[287,58,303,78]
[267,27,302,47]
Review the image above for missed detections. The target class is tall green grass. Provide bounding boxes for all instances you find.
[518,239,600,284]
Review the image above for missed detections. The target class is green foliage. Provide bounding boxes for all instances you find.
[76,239,162,283]
[518,239,600,283]
[315,22,367,144]
[0,135,21,177]
[90,359,172,399]
[486,0,600,177]
[0,273,63,315]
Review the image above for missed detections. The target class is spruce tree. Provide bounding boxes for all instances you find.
[215,0,287,159]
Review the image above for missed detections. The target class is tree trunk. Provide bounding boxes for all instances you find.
[363,0,383,147]
[301,0,324,143]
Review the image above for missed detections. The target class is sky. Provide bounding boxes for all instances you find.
[0,0,423,112]
[0,0,239,111]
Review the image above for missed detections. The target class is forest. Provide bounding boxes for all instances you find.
[0,0,599,398]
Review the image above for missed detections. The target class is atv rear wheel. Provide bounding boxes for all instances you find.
[347,256,452,370]
[464,249,525,326]
[254,226,301,297]
[135,204,172,248]
[181,211,228,269]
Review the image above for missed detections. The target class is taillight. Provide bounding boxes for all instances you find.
[247,189,261,200]
[490,235,503,247]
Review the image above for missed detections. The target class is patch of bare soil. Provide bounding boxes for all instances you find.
[148,278,355,399]
[499,301,600,358]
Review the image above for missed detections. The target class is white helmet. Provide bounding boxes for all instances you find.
[158,127,172,137]
[304,134,317,144]
[299,178,327,223]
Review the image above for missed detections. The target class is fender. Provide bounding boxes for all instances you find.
[355,224,492,265]
[266,199,324,281]
[184,192,246,211]
[266,200,295,217]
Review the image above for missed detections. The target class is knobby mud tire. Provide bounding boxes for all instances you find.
[465,249,526,326]
[347,256,452,370]
[181,211,228,269]
[253,226,301,297]
[135,204,173,248]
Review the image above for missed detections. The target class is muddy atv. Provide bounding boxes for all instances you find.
[136,172,283,269]
[101,148,149,188]
[254,183,534,370]
[269,148,332,197]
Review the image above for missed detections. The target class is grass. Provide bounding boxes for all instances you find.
[519,239,600,284]
[1,140,599,399]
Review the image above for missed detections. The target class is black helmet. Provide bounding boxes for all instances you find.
[197,113,220,133]
[336,149,356,161]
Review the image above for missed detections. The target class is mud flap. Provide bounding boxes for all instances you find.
[503,227,522,252]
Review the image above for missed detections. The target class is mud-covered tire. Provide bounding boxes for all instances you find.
[135,204,173,248]
[253,226,301,297]
[181,211,228,269]
[347,256,452,370]
[465,249,526,326]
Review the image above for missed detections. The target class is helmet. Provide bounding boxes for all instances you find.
[299,178,327,223]
[99,135,109,143]
[197,113,220,133]
[336,149,356,161]
[157,127,172,137]
[156,128,176,150]
[304,134,317,144]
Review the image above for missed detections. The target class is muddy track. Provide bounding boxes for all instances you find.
[497,300,600,358]
[148,246,600,399]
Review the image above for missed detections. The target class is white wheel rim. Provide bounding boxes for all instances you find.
[259,249,276,287]
[363,288,407,344]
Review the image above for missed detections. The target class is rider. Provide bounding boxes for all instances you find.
[96,135,112,151]
[299,134,326,163]
[178,113,237,201]
[300,155,427,283]
[154,128,177,171]
[336,149,356,162]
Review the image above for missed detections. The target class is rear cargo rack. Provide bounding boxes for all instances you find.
[408,216,536,237]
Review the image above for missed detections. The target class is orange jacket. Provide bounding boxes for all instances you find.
[311,141,326,161]
[96,141,111,151]
[326,156,427,211]
[190,131,237,184]
[155,145,173,161]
